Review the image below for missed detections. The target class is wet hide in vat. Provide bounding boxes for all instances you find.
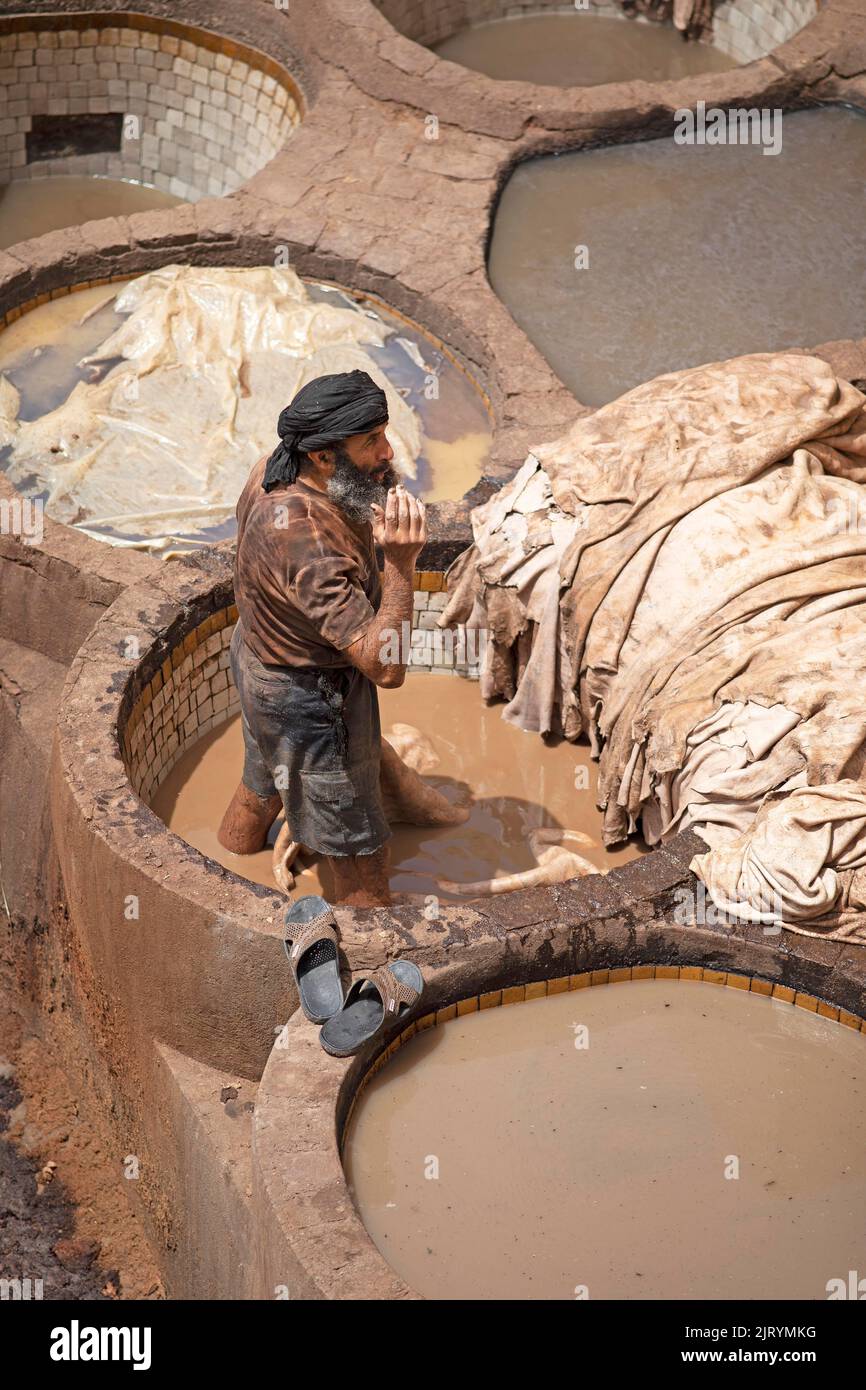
[441,352,866,939]
[0,265,421,546]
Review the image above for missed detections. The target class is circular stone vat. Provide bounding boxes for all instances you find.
[343,974,866,1300]
[374,0,819,73]
[0,13,302,226]
[434,12,733,86]
[0,271,491,550]
[489,105,866,406]
[152,667,643,901]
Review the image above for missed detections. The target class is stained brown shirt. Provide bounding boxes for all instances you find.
[234,458,381,669]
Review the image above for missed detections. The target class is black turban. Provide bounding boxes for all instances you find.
[262,369,389,493]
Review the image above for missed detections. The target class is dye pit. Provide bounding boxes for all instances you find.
[434,12,732,86]
[0,275,491,549]
[0,176,181,250]
[152,673,643,901]
[489,106,866,406]
[343,979,866,1300]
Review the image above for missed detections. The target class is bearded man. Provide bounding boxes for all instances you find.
[218,369,449,907]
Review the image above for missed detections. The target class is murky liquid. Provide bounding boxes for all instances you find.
[0,279,491,542]
[0,176,181,250]
[489,106,866,406]
[152,673,642,900]
[435,12,732,86]
[344,979,866,1300]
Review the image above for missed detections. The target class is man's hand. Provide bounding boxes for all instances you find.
[371,485,426,567]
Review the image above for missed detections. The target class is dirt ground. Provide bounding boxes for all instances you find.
[0,1046,163,1301]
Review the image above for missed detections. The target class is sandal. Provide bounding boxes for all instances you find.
[283,896,344,1025]
[319,960,424,1058]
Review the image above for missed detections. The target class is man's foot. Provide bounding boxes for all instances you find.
[217,781,282,854]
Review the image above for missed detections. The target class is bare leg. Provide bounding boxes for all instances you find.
[327,844,392,907]
[217,780,282,854]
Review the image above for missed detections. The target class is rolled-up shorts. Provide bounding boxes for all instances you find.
[230,621,390,859]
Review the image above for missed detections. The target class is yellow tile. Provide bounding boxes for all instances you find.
[838,1010,864,1031]
[817,1001,840,1021]
[569,972,591,990]
[213,608,228,630]
[456,995,478,1017]
[182,630,197,656]
[591,969,609,986]
[435,1003,456,1025]
[479,989,501,1010]
[679,966,702,981]
[502,985,525,1007]
[726,973,750,991]
[547,976,569,995]
[400,1021,417,1042]
[749,977,773,996]
[415,1012,435,1032]
[772,984,795,1004]
[418,571,443,592]
[655,965,679,980]
[702,969,727,986]
[794,992,819,1013]
[525,981,546,1000]
[228,604,239,623]
[609,967,631,984]
[161,657,172,684]
[631,964,654,981]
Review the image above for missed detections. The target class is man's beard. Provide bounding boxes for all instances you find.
[326,447,398,523]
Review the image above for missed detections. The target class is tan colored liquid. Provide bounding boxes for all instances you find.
[152,673,642,900]
[344,980,866,1300]
[488,106,866,405]
[0,176,181,250]
[435,13,732,87]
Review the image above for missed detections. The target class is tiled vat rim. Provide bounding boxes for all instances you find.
[120,576,475,805]
[0,270,131,330]
[0,12,303,202]
[342,962,866,1141]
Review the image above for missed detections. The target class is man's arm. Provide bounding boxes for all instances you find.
[345,485,426,689]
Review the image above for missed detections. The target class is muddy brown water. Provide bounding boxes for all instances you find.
[488,106,866,406]
[435,12,732,86]
[152,673,642,900]
[343,979,866,1300]
[0,176,181,250]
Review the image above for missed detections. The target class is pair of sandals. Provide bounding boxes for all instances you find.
[283,895,424,1057]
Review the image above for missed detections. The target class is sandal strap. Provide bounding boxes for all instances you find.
[284,912,338,965]
[364,963,421,1015]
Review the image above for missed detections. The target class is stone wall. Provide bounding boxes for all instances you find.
[712,0,818,63]
[0,13,302,201]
